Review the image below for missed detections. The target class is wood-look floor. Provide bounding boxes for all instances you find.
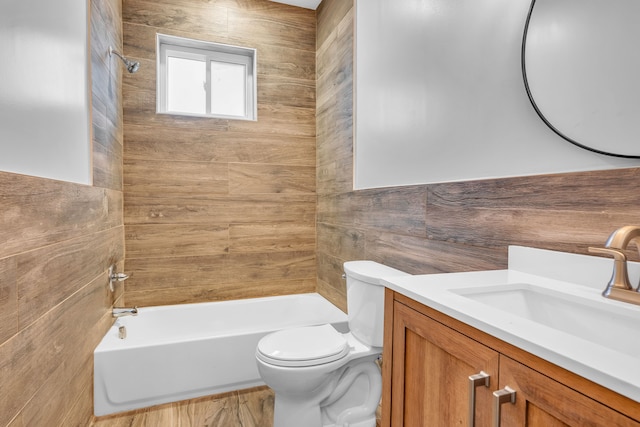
[92,387,274,427]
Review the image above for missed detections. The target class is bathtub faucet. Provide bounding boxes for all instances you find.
[112,306,138,318]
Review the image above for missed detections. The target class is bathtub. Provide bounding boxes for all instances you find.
[94,293,348,416]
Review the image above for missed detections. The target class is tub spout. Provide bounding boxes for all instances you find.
[112,307,138,318]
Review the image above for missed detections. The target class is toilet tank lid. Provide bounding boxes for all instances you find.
[343,261,410,285]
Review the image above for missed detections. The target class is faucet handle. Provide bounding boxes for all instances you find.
[108,264,129,292]
[588,247,633,294]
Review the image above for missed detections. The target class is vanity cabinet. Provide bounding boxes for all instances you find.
[381,289,640,427]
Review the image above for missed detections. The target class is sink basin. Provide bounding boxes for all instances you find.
[451,283,640,358]
[381,246,640,403]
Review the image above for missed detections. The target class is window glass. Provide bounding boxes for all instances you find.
[210,61,246,117]
[167,56,206,115]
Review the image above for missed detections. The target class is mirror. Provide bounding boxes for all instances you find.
[523,0,640,158]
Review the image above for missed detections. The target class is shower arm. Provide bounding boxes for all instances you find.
[109,46,140,73]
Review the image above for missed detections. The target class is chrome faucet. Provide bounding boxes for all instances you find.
[112,306,138,318]
[589,225,640,306]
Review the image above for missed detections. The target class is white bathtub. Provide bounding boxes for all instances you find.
[94,293,348,416]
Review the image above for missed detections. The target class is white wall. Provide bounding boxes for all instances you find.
[354,0,640,189]
[0,0,90,184]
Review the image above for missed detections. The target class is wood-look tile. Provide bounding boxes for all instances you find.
[229,163,315,194]
[228,104,315,137]
[316,222,365,261]
[316,278,347,314]
[123,0,228,38]
[257,44,316,82]
[93,402,177,427]
[122,22,162,60]
[316,251,350,294]
[351,187,427,237]
[176,387,274,427]
[124,278,315,306]
[364,232,507,275]
[90,40,111,115]
[426,170,640,255]
[228,250,316,282]
[124,254,230,292]
[91,386,274,427]
[123,22,231,64]
[123,94,231,133]
[229,223,315,253]
[124,159,229,197]
[0,273,111,427]
[428,169,640,212]
[63,379,98,427]
[316,156,353,196]
[126,224,229,258]
[235,386,275,427]
[227,8,315,53]
[107,188,125,227]
[317,0,353,49]
[124,194,316,225]
[317,187,428,237]
[0,173,112,259]
[177,391,245,427]
[6,414,23,427]
[258,75,316,109]
[228,0,315,28]
[124,197,232,225]
[228,194,317,224]
[315,8,353,197]
[124,124,316,166]
[21,351,94,427]
[0,257,17,344]
[92,94,124,192]
[17,227,123,329]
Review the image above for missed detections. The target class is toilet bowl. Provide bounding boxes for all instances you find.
[255,261,410,427]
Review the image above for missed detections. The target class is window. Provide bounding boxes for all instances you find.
[157,34,257,121]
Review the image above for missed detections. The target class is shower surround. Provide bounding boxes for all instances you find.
[122,0,318,308]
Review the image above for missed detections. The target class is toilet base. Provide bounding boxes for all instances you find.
[270,358,381,427]
[323,416,376,427]
[273,398,325,427]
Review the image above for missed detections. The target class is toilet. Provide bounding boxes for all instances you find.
[256,261,410,427]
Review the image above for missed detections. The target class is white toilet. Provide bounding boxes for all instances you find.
[256,261,410,427]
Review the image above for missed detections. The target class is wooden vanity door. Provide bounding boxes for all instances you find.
[497,356,640,427]
[390,301,500,427]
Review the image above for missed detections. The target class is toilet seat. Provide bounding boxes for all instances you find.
[257,324,350,367]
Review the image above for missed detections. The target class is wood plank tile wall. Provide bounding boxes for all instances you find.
[316,0,640,312]
[122,0,318,306]
[0,0,124,425]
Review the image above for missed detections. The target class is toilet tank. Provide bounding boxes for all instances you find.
[343,261,410,348]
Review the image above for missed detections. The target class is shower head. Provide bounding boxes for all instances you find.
[109,46,140,73]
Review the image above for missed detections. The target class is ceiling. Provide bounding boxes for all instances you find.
[269,0,322,10]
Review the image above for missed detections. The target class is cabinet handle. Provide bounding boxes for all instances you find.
[492,386,516,427]
[468,371,490,427]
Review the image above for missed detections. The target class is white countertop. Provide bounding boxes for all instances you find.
[381,246,640,403]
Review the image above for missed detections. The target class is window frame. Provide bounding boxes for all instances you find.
[156,33,257,121]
